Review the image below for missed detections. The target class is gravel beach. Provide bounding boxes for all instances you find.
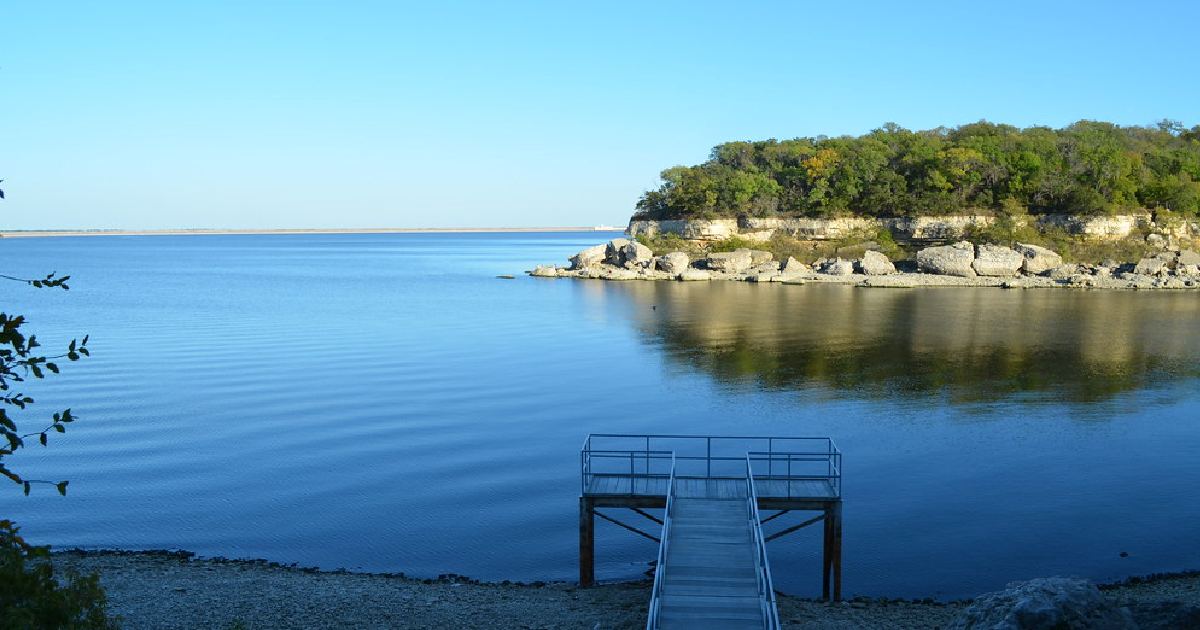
[48,551,1200,629]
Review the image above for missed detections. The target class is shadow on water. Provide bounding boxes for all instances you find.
[583,282,1200,403]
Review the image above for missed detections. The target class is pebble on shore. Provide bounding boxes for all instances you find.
[47,551,1200,630]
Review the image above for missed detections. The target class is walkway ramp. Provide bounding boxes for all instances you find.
[656,497,763,629]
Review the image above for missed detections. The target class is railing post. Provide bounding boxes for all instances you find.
[706,437,711,478]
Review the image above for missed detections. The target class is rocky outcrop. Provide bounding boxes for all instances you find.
[949,578,1135,630]
[705,249,754,272]
[1014,243,1064,275]
[858,250,896,275]
[655,252,689,274]
[569,243,608,270]
[543,238,1200,289]
[973,245,1024,277]
[917,242,976,277]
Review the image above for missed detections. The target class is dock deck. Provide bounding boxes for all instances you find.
[578,434,843,629]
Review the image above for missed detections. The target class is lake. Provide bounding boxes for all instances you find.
[3,232,1199,600]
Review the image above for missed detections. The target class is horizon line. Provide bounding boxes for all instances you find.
[0,226,628,238]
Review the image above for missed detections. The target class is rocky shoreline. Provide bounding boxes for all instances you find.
[47,551,1200,629]
[531,238,1200,290]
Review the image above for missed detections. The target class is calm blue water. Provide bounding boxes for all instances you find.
[3,232,1199,600]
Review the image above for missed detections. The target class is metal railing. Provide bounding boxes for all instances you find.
[745,455,782,629]
[645,453,677,630]
[582,434,841,498]
[747,450,842,499]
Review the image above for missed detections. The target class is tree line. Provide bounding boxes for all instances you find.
[633,120,1200,221]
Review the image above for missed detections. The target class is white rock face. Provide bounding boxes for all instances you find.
[972,244,1024,277]
[656,251,690,274]
[916,241,977,277]
[530,265,559,277]
[705,249,754,272]
[1013,243,1064,275]
[677,270,711,281]
[858,250,896,275]
[569,243,608,270]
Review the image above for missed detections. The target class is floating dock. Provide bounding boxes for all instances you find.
[579,434,843,629]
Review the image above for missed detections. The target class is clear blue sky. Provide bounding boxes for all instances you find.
[2,1,1198,229]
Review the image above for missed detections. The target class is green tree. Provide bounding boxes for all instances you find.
[0,180,114,629]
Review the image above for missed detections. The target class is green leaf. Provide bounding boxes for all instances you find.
[53,424,65,433]
[56,481,68,496]
[23,482,30,496]
[46,362,59,373]
[39,433,46,446]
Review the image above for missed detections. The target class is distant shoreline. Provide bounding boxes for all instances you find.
[0,226,625,238]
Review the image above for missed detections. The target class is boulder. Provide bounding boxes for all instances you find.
[569,243,608,270]
[677,270,712,281]
[1014,243,1064,275]
[1176,249,1200,266]
[819,258,855,276]
[530,265,559,277]
[748,250,774,266]
[605,238,631,265]
[858,250,896,275]
[949,577,1135,630]
[621,240,654,267]
[916,241,976,277]
[780,256,810,275]
[656,251,690,274]
[705,249,754,272]
[1134,255,1172,276]
[1048,264,1080,280]
[973,244,1024,277]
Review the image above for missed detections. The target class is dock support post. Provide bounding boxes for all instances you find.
[579,496,595,586]
[822,501,843,601]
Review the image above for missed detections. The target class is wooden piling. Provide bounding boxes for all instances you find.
[579,496,595,586]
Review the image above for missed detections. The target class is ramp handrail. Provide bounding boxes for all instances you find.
[645,453,677,630]
[746,455,782,629]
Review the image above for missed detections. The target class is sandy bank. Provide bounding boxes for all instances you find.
[49,551,1200,629]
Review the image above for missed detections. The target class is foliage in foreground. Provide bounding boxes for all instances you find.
[1,180,112,628]
[0,522,115,629]
[634,120,1200,221]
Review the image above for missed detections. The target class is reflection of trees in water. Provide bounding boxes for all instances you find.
[591,282,1200,403]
